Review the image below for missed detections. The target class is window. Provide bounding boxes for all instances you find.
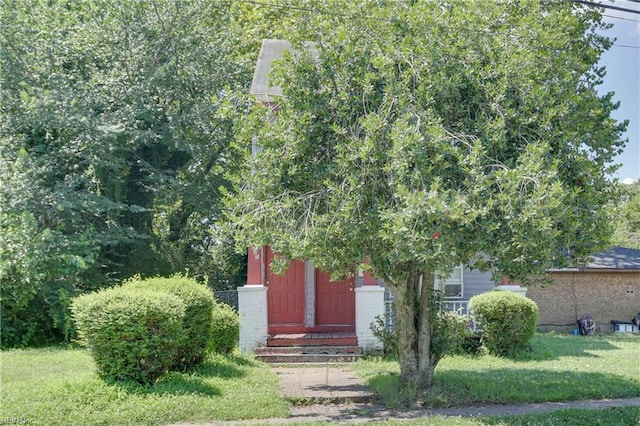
[435,265,463,299]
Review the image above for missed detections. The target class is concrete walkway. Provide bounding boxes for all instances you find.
[272,365,374,403]
[176,365,640,425]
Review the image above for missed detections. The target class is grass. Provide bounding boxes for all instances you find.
[482,406,640,425]
[235,407,640,426]
[353,333,640,409]
[1,333,638,425]
[1,346,289,425]
[289,407,640,425]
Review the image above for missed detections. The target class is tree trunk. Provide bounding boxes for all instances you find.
[388,266,438,394]
[417,269,436,389]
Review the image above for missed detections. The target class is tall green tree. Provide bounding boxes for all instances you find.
[230,0,626,396]
[613,182,640,249]
[1,0,248,347]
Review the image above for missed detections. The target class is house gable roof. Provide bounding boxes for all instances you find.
[250,39,318,103]
[250,39,291,102]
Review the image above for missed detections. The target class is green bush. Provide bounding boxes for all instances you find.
[369,310,475,360]
[432,311,475,358]
[71,286,185,384]
[370,314,398,357]
[469,291,539,356]
[124,275,215,369]
[209,302,239,354]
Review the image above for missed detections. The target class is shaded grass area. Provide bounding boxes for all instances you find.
[353,333,640,409]
[1,347,289,425]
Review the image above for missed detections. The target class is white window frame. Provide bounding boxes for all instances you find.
[435,265,464,299]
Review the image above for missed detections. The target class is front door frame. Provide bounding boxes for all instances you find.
[265,250,306,333]
[265,255,356,333]
[313,268,356,332]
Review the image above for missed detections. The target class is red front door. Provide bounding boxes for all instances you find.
[265,250,306,333]
[315,270,355,331]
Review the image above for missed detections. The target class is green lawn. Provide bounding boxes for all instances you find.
[353,333,640,409]
[1,333,639,425]
[1,347,289,425]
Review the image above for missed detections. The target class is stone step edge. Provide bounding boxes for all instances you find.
[255,353,362,363]
[267,338,357,347]
[255,346,362,355]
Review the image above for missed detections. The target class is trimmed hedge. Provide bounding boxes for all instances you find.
[469,291,539,356]
[209,302,239,354]
[124,275,215,369]
[71,287,185,384]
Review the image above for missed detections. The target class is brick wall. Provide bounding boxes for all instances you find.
[526,271,640,333]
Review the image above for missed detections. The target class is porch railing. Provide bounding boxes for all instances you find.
[384,299,478,331]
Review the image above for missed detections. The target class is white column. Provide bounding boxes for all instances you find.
[304,261,315,328]
[355,285,386,353]
[238,285,268,353]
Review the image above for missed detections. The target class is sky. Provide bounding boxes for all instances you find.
[598,1,640,184]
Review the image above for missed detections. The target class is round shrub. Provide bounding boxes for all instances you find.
[71,287,185,384]
[124,275,215,369]
[469,291,539,356]
[209,302,239,354]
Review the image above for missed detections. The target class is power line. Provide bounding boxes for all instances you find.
[570,0,640,14]
[603,13,640,22]
[611,43,640,49]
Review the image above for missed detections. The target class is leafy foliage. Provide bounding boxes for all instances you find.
[370,315,398,357]
[469,291,539,356]
[1,0,249,347]
[230,0,625,391]
[71,286,185,384]
[123,275,215,369]
[209,302,240,354]
[613,182,640,249]
[370,309,476,360]
[432,311,477,359]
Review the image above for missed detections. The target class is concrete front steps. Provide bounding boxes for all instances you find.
[255,332,362,363]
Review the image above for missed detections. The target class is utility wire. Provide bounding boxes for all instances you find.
[603,13,640,22]
[570,0,640,14]
[611,43,640,48]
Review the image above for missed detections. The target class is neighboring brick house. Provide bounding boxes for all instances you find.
[527,246,640,333]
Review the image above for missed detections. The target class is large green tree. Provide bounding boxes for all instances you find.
[230,0,626,395]
[613,181,640,249]
[1,0,248,346]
